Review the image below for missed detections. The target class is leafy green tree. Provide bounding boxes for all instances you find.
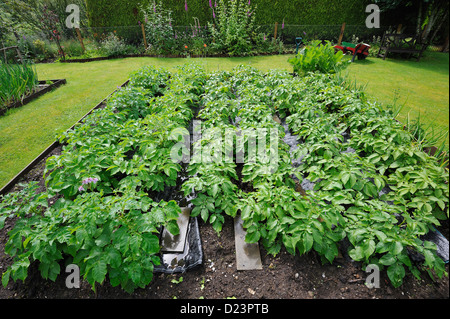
[2,0,87,38]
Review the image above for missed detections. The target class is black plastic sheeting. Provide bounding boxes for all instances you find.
[154,216,203,274]
[154,112,203,274]
[421,227,449,264]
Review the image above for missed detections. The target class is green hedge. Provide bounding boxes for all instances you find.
[86,0,372,27]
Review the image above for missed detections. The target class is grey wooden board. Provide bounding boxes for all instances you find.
[234,215,263,270]
[160,207,191,253]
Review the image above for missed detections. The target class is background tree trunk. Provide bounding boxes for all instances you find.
[429,10,449,45]
[421,0,448,44]
[416,0,423,36]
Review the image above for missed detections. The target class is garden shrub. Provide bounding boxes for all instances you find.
[32,39,58,61]
[83,0,379,56]
[141,1,177,55]
[253,33,285,55]
[288,40,345,75]
[207,0,257,56]
[63,39,85,57]
[100,32,129,57]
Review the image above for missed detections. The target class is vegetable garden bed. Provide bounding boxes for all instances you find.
[0,64,448,300]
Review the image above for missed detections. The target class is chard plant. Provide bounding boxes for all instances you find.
[288,40,345,75]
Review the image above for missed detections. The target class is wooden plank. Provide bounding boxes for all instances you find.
[160,207,191,253]
[141,23,148,51]
[274,22,278,40]
[234,215,262,270]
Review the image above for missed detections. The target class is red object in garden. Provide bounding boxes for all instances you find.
[334,42,371,62]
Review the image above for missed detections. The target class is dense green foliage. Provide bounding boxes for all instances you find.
[0,62,38,112]
[182,65,448,288]
[1,63,448,293]
[86,0,371,27]
[141,1,177,55]
[288,40,345,75]
[0,64,205,293]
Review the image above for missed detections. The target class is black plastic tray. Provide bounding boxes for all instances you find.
[154,216,203,274]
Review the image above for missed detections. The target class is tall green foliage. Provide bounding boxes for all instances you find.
[288,40,345,75]
[141,1,176,54]
[208,0,257,56]
[0,62,38,111]
[86,0,372,27]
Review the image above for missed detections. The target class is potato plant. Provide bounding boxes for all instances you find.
[0,64,206,293]
[287,73,448,287]
[183,66,448,288]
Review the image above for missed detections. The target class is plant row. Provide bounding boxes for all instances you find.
[0,64,206,293]
[284,73,448,287]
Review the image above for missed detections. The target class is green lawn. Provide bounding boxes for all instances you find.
[344,51,449,147]
[0,52,448,189]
